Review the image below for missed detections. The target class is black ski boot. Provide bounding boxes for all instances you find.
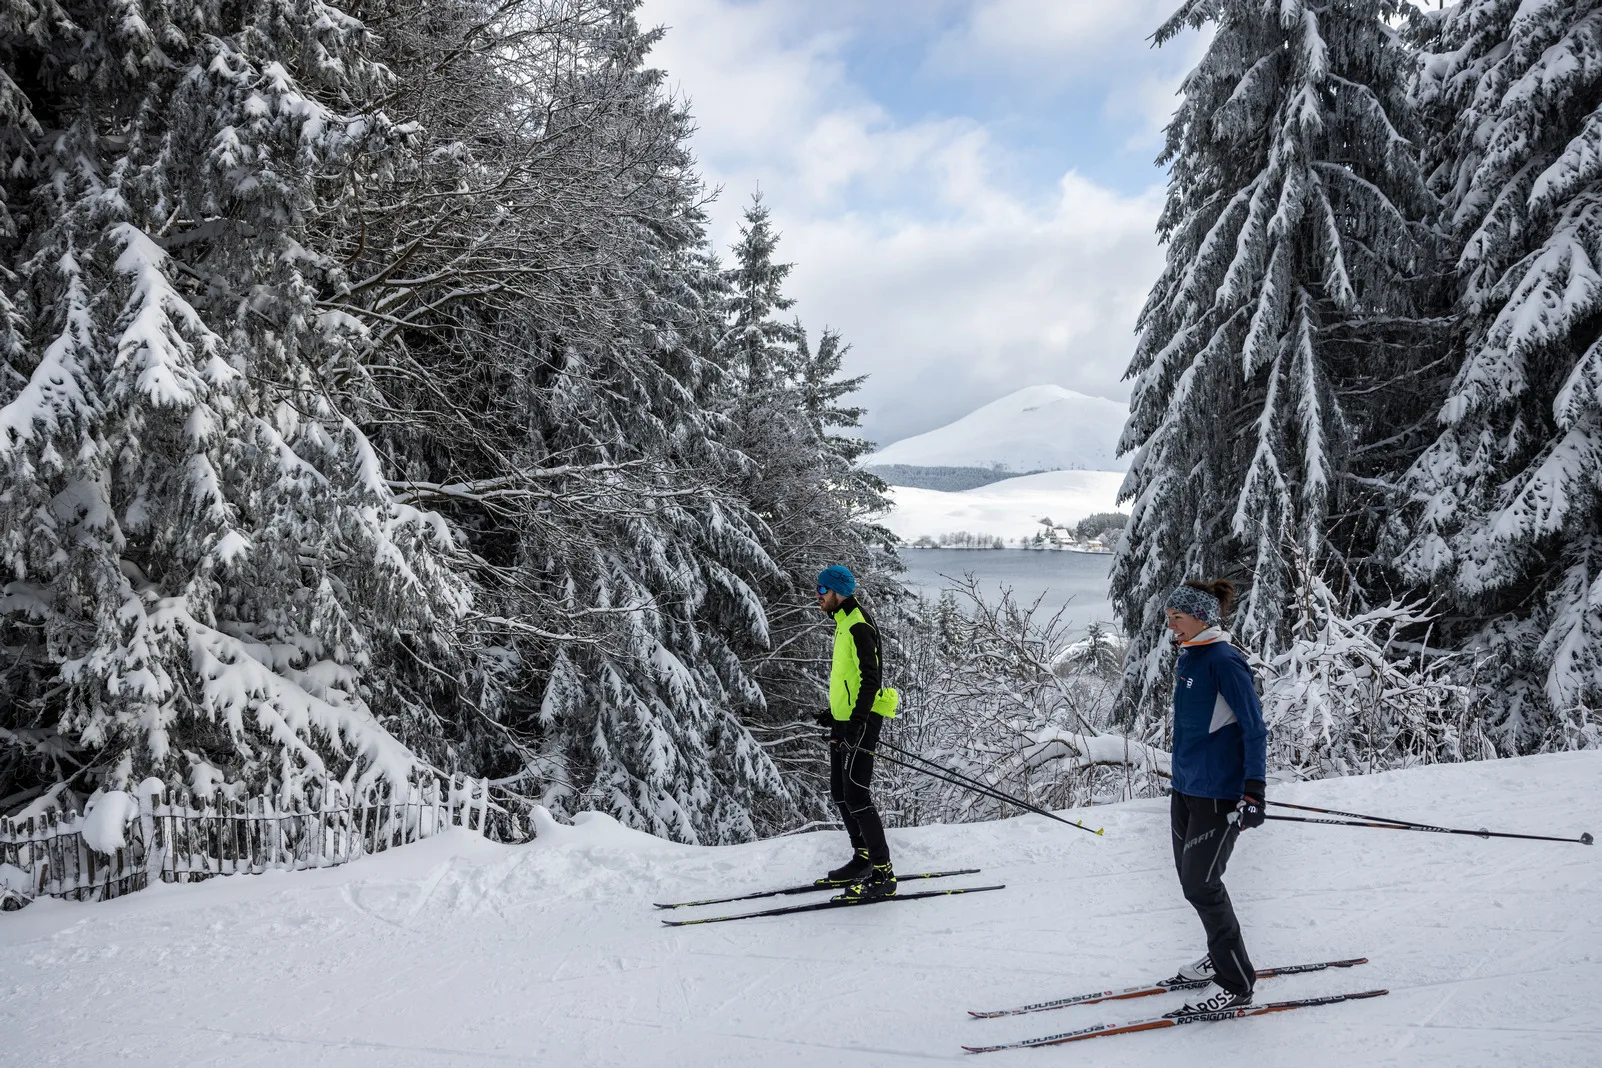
[835,862,896,902]
[817,848,872,887]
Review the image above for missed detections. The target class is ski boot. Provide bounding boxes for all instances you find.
[817,848,872,887]
[835,862,896,902]
[1163,953,1214,986]
[1163,982,1252,1019]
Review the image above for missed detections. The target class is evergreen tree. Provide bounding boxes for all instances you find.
[717,196,897,821]
[1114,0,1434,721]
[0,0,470,806]
[317,1,799,842]
[1401,0,1602,749]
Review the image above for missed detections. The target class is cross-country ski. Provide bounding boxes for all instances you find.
[653,868,981,909]
[661,883,1006,927]
[961,989,1391,1053]
[969,957,1369,1018]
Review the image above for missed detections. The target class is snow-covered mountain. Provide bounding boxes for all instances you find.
[867,385,1129,473]
[882,469,1125,541]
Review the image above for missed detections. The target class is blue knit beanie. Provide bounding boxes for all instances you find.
[816,565,857,597]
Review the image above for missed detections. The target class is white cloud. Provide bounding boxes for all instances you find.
[782,173,1163,445]
[930,0,1179,84]
[641,0,1171,445]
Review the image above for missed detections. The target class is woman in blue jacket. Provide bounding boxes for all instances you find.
[1161,579,1268,1017]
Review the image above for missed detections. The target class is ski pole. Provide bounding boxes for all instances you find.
[858,745,1035,820]
[1264,811,1592,845]
[877,738,1095,824]
[873,741,1056,819]
[859,742,1104,836]
[877,739,1100,832]
[869,746,1102,835]
[1270,799,1592,844]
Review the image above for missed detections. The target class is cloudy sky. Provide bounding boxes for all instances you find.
[639,0,1209,447]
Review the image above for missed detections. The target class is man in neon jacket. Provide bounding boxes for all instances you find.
[814,564,898,900]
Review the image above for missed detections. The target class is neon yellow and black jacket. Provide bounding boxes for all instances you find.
[829,597,899,722]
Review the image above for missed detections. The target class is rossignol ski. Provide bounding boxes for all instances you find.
[662,883,1005,926]
[968,957,1368,1018]
[961,988,1389,1053]
[654,869,981,909]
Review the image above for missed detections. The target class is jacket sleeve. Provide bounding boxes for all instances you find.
[1214,650,1267,784]
[849,621,880,719]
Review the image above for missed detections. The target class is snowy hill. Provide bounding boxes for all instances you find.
[867,384,1130,473]
[3,752,1599,1066]
[882,468,1126,542]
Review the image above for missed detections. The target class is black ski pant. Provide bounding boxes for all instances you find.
[830,715,890,865]
[1170,791,1255,995]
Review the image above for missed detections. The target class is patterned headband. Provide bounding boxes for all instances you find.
[1166,584,1220,624]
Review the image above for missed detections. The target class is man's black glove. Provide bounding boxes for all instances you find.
[815,709,835,742]
[1235,780,1266,831]
[834,717,867,752]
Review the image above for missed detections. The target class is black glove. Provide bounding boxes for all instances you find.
[834,717,866,751]
[1235,780,1266,831]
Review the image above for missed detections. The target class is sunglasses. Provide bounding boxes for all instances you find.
[815,586,831,596]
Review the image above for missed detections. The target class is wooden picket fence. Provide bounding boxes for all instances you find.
[0,776,492,908]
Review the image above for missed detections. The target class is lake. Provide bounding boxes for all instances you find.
[891,548,1117,635]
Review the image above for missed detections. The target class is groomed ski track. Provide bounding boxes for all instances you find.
[3,752,1599,1067]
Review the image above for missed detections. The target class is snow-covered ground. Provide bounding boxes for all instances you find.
[883,468,1126,541]
[4,752,1600,1067]
[866,385,1130,473]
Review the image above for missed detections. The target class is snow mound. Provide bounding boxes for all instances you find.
[868,385,1129,473]
[80,792,139,855]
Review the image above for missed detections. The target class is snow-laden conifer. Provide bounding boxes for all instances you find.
[1401,0,1602,748]
[717,195,897,824]
[0,0,470,807]
[1115,0,1433,721]
[304,1,804,843]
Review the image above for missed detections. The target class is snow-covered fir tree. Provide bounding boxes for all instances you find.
[305,1,801,843]
[0,0,471,807]
[1115,0,1436,724]
[717,195,897,822]
[0,0,896,840]
[1400,0,1602,750]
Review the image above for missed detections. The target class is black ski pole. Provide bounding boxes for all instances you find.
[1269,798,1592,844]
[1264,811,1592,845]
[856,745,1029,817]
[878,738,1106,828]
[860,742,1104,836]
[869,746,1101,835]
[874,741,1049,817]
[877,738,1041,800]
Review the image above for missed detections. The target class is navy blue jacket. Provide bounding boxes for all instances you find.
[1171,633,1268,799]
